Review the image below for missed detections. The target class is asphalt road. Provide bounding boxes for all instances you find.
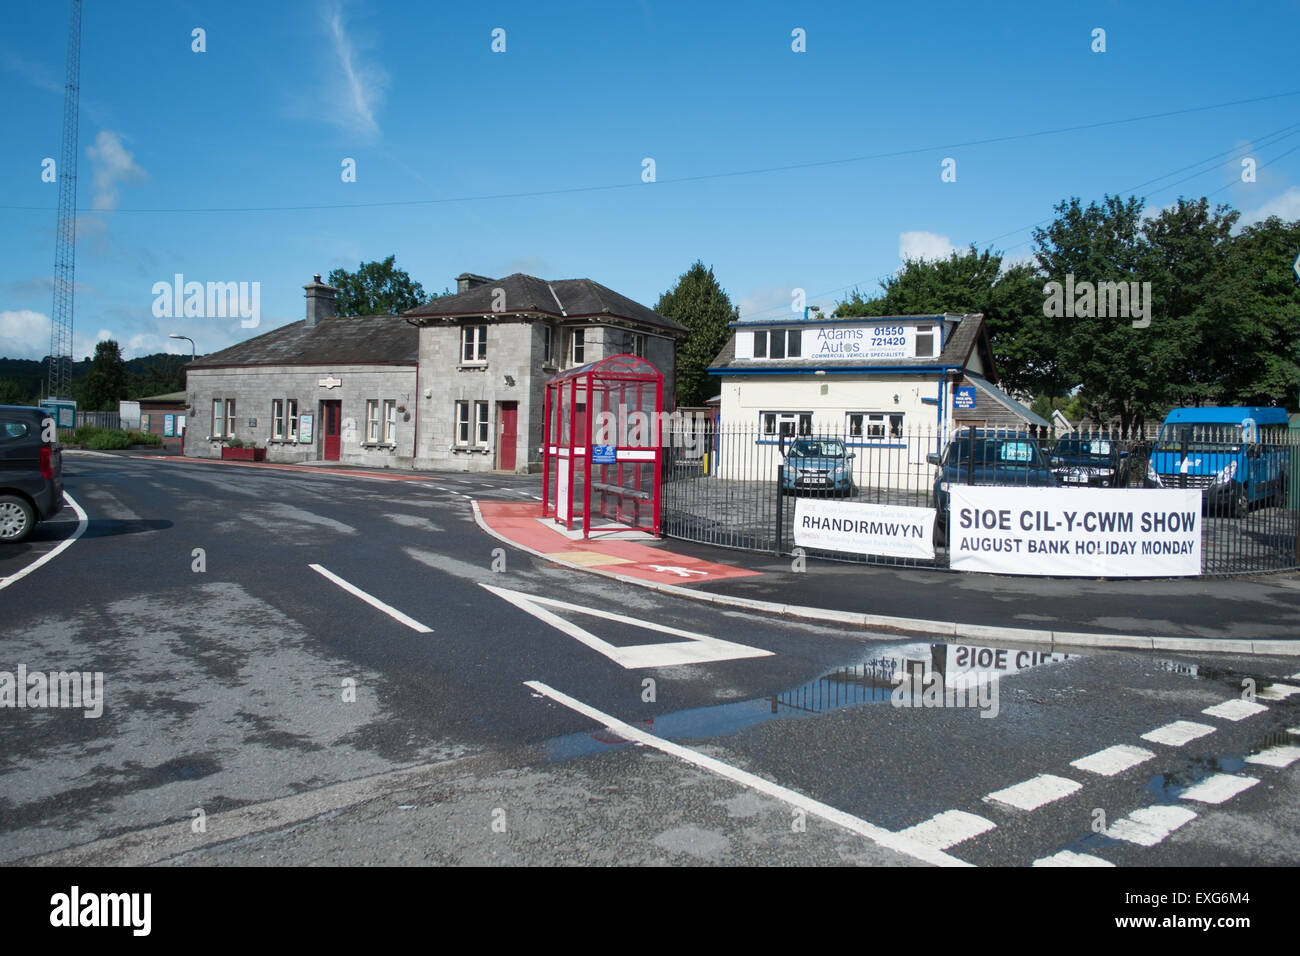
[1,453,1297,867]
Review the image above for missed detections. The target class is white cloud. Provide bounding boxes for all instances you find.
[85,130,147,211]
[898,231,955,263]
[0,309,52,359]
[322,1,387,137]
[1239,186,1300,228]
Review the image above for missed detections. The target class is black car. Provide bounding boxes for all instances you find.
[928,429,1057,543]
[0,405,64,543]
[1049,436,1129,488]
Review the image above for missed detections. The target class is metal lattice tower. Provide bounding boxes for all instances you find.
[47,0,82,401]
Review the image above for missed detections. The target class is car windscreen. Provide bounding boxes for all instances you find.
[1155,425,1242,454]
[788,440,844,458]
[949,439,1044,468]
[1054,439,1114,458]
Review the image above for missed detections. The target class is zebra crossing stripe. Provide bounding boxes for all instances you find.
[1179,774,1259,805]
[1105,806,1197,846]
[1070,744,1155,777]
[1033,850,1114,867]
[899,810,996,850]
[1141,721,1216,746]
[1202,699,1269,721]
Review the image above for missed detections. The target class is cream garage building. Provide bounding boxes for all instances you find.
[707,312,1045,486]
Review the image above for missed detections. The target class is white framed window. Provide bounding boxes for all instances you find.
[383,400,397,444]
[272,400,285,440]
[571,328,585,365]
[760,411,812,438]
[455,401,471,446]
[915,325,936,357]
[630,333,646,357]
[461,325,487,363]
[848,412,904,440]
[475,401,490,446]
[366,400,381,443]
[542,325,554,365]
[213,398,236,438]
[287,399,298,441]
[753,329,801,360]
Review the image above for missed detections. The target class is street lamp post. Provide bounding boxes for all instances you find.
[168,334,196,453]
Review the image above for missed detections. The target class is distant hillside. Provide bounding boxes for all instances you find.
[0,353,200,407]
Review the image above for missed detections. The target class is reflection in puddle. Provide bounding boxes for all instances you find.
[541,641,1078,761]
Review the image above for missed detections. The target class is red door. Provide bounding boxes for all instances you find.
[322,401,341,461]
[499,402,518,471]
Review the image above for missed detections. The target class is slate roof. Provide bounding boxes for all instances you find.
[708,313,995,375]
[186,314,418,369]
[963,373,1051,429]
[404,274,688,336]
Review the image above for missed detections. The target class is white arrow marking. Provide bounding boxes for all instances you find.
[480,584,771,668]
[647,564,708,577]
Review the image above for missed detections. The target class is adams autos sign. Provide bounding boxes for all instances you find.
[948,486,1201,576]
[794,498,936,560]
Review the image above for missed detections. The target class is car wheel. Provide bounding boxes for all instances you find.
[0,495,36,543]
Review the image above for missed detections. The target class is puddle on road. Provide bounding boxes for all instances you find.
[541,640,1080,762]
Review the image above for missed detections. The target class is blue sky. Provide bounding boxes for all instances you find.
[2,0,1298,361]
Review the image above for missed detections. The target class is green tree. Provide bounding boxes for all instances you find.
[328,255,429,316]
[81,340,128,411]
[655,261,739,407]
[0,378,29,404]
[1139,197,1239,408]
[1033,195,1166,437]
[1194,215,1300,407]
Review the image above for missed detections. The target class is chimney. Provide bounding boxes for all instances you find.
[456,272,494,294]
[304,273,337,328]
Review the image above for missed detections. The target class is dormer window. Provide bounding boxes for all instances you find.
[753,329,802,359]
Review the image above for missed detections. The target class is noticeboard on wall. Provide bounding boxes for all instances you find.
[299,413,314,444]
[163,414,175,437]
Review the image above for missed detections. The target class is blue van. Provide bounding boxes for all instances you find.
[1146,406,1290,517]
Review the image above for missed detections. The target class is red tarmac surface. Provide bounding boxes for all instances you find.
[475,500,762,585]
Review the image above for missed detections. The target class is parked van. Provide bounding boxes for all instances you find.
[1146,406,1289,517]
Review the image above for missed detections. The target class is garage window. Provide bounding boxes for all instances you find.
[753,329,802,360]
[761,411,812,437]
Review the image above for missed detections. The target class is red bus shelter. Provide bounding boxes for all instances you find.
[542,354,663,537]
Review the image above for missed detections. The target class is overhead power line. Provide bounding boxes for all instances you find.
[3,89,1298,215]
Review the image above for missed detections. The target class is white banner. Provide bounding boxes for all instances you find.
[948,486,1201,577]
[794,498,936,560]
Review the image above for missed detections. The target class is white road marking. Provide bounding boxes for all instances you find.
[1032,850,1114,867]
[647,564,708,578]
[481,584,771,669]
[1202,699,1268,721]
[899,810,996,849]
[1179,773,1259,804]
[308,564,433,633]
[1244,744,1300,768]
[983,774,1081,811]
[1141,720,1216,746]
[524,680,970,867]
[1105,805,1198,846]
[1258,683,1299,701]
[0,492,88,593]
[1070,744,1156,777]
